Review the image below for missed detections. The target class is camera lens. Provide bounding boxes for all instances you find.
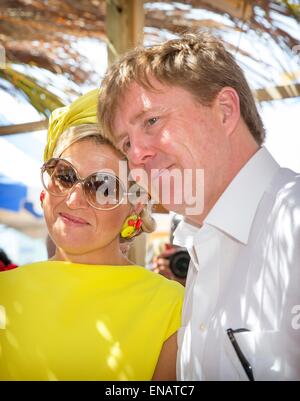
[168,250,190,279]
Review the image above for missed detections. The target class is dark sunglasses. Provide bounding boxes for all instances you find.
[41,158,135,210]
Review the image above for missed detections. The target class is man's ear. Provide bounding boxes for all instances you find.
[216,87,240,137]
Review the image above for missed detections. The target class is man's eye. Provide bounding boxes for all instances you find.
[147,117,159,126]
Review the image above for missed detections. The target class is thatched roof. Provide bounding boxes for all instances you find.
[0,0,299,118]
[1,1,299,78]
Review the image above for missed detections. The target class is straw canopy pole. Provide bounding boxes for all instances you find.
[106,0,145,65]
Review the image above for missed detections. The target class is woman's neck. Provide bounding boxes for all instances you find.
[51,244,133,266]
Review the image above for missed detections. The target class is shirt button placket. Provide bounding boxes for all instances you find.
[199,323,206,333]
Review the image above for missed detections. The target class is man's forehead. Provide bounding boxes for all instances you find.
[119,82,152,106]
[112,79,175,137]
[120,78,170,102]
[113,85,151,129]
[116,81,172,116]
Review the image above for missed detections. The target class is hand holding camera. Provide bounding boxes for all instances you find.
[152,243,190,286]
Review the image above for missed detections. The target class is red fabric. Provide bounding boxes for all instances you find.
[0,261,18,271]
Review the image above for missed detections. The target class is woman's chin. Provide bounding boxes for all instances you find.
[52,235,95,256]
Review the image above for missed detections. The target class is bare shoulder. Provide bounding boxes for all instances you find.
[152,332,178,381]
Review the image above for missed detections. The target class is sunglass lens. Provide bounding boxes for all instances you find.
[85,173,123,209]
[43,160,77,195]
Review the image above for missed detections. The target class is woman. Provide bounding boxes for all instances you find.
[0,90,184,381]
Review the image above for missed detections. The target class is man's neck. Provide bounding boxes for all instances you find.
[184,130,260,226]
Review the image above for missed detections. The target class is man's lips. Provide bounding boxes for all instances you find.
[59,212,90,226]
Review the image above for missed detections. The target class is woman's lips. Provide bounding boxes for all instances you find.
[59,212,90,226]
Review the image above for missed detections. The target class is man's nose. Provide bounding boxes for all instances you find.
[65,183,89,209]
[127,134,156,168]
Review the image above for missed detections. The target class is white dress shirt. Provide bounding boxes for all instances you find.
[174,147,300,381]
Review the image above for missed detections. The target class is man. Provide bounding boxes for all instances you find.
[98,32,300,380]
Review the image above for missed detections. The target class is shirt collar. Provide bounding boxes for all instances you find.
[173,218,199,250]
[204,146,280,244]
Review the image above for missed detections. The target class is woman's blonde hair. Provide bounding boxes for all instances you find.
[52,124,156,239]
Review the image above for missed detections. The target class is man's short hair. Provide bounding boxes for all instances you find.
[99,31,265,145]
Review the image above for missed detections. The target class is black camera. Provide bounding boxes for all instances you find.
[168,250,190,279]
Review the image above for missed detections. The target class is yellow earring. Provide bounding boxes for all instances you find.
[120,214,143,239]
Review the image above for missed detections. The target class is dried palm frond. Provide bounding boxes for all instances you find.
[0,0,299,117]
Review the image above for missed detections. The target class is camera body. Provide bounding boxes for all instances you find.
[168,249,190,279]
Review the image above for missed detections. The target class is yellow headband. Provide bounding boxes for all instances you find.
[44,88,99,161]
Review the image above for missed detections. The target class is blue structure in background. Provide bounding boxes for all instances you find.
[0,174,27,212]
[0,112,45,219]
[0,169,43,218]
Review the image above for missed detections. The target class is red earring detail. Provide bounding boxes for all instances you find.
[135,217,143,231]
[40,190,45,205]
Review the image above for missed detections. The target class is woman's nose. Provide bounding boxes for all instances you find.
[65,183,89,209]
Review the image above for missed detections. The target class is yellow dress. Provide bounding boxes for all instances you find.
[0,261,184,381]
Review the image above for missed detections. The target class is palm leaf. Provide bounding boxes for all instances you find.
[0,64,65,117]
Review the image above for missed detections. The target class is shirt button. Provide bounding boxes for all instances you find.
[199,323,206,332]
